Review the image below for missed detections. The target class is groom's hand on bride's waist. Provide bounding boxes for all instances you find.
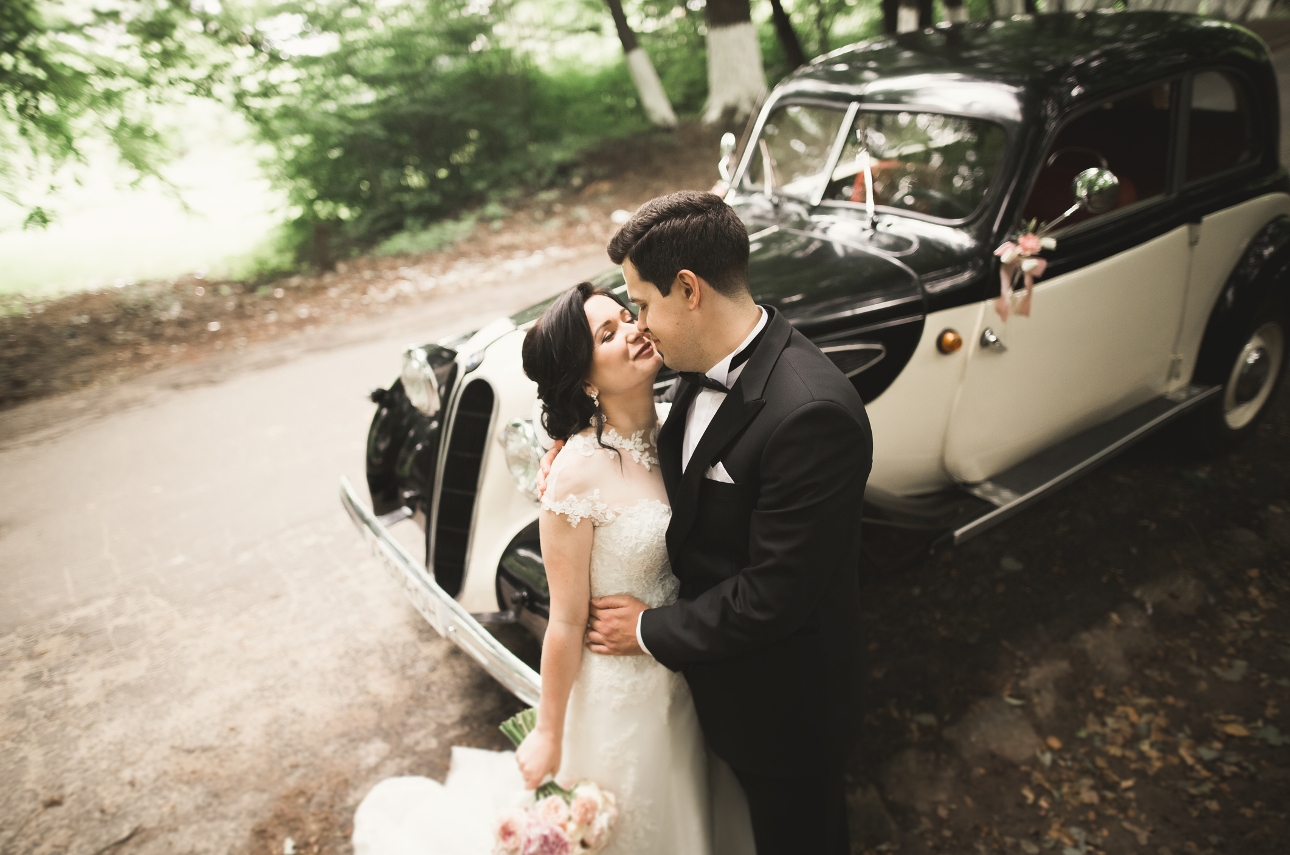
[586,596,647,656]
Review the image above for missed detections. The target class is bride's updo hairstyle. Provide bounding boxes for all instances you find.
[522,281,619,442]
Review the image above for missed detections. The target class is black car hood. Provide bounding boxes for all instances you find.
[745,219,922,336]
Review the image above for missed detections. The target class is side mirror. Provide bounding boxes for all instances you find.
[718,132,737,182]
[1072,167,1120,214]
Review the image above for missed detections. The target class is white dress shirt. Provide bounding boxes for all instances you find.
[636,307,768,656]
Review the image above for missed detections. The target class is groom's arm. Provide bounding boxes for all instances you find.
[639,400,872,670]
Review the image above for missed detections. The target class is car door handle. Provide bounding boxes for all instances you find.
[980,328,1007,352]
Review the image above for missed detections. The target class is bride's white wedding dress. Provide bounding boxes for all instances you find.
[352,427,754,855]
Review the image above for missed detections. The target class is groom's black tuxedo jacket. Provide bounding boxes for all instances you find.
[639,308,872,777]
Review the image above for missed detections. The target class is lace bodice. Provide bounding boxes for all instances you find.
[541,427,677,608]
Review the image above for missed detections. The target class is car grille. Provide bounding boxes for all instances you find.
[431,379,495,597]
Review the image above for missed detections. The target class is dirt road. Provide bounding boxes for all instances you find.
[0,254,604,855]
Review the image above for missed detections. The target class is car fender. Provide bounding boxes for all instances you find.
[1194,215,1290,384]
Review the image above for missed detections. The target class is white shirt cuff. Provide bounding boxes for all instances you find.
[635,611,652,657]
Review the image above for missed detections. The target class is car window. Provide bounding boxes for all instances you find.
[821,111,1007,221]
[1187,71,1258,183]
[1022,83,1174,231]
[741,104,847,202]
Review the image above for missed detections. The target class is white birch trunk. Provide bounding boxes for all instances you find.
[945,5,971,23]
[1247,0,1272,18]
[897,4,920,32]
[702,21,767,125]
[995,0,1026,17]
[625,48,678,128]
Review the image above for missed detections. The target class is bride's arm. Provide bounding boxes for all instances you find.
[515,508,593,789]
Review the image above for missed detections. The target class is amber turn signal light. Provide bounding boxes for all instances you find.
[937,329,963,354]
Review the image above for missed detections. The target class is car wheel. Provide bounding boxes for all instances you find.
[1195,303,1287,450]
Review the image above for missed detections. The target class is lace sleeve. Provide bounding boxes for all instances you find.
[541,439,617,527]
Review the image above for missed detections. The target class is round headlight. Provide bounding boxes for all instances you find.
[401,347,442,417]
[499,419,544,501]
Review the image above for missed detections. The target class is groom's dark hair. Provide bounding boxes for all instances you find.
[606,191,750,297]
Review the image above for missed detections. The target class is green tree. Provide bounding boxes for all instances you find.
[0,0,224,225]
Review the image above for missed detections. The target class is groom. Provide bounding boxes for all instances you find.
[586,191,873,855]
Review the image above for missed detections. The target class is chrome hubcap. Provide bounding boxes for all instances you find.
[1223,322,1284,430]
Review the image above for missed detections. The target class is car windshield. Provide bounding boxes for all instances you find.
[740,104,848,202]
[822,111,1008,221]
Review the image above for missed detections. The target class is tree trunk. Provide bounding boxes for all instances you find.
[883,0,922,33]
[944,0,970,23]
[604,0,677,127]
[703,0,768,125]
[767,0,806,69]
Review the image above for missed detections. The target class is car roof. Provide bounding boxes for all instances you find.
[780,12,1273,126]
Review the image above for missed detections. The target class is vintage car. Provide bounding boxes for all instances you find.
[341,11,1289,703]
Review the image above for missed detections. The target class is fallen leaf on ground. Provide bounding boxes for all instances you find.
[1121,821,1150,845]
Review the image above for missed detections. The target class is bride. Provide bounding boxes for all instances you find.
[352,282,753,854]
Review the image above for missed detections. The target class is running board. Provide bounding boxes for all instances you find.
[941,384,1220,546]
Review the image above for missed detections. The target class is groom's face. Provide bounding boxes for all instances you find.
[622,259,701,372]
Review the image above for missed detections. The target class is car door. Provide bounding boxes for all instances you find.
[943,81,1191,484]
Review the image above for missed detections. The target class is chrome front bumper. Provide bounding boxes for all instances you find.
[340,476,541,706]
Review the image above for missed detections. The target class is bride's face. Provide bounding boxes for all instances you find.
[583,294,661,397]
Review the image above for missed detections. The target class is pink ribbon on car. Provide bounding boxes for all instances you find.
[993,232,1055,321]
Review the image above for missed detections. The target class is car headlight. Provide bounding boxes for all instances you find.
[401,344,457,417]
[500,419,544,501]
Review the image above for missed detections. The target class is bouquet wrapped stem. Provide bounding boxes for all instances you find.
[495,709,619,854]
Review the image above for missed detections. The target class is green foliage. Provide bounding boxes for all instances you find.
[223,223,300,282]
[227,0,694,264]
[0,0,224,219]
[374,213,477,257]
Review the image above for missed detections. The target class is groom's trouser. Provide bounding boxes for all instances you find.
[734,766,849,855]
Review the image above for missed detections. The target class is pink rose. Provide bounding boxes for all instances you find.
[536,795,571,828]
[494,810,526,853]
[1017,233,1042,255]
[569,794,598,827]
[521,823,571,855]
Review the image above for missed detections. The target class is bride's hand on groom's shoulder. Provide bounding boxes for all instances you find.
[515,727,561,790]
[587,595,647,656]
[535,441,564,499]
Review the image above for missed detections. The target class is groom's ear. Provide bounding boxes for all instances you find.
[675,270,702,311]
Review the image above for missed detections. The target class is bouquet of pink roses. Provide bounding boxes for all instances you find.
[494,709,618,855]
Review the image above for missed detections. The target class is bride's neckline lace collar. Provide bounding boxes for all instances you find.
[569,425,660,470]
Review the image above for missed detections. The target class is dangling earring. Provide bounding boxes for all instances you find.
[588,389,602,427]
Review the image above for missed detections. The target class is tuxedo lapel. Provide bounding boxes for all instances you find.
[666,391,764,559]
[664,309,793,560]
[658,379,696,500]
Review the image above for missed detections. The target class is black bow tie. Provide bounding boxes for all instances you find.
[678,319,765,394]
[678,371,729,393]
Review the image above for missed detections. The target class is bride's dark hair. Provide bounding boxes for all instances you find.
[522,281,620,442]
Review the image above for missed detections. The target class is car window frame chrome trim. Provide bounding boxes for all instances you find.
[813,102,860,207]
[729,95,854,204]
[818,341,888,377]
